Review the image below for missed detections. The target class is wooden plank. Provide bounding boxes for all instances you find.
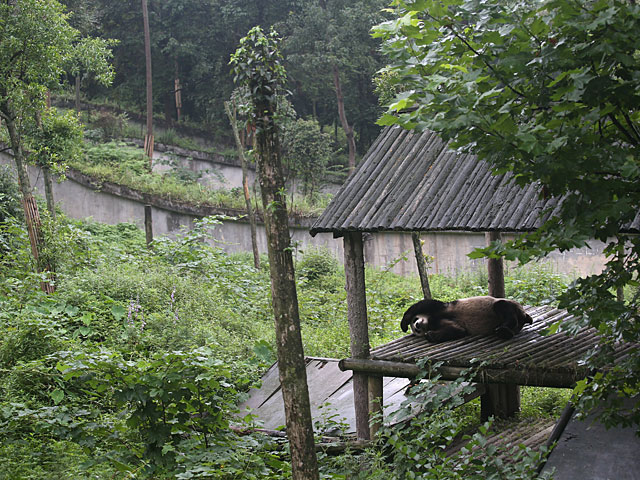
[240,362,282,410]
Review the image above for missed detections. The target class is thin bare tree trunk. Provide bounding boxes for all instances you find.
[332,64,356,172]
[75,75,81,113]
[412,232,431,299]
[141,0,154,166]
[255,104,318,480]
[34,109,56,220]
[5,112,54,293]
[487,231,505,298]
[42,166,55,221]
[224,101,260,269]
[174,60,182,122]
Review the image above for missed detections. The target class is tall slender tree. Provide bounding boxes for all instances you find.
[231,27,319,480]
[224,92,260,270]
[141,0,153,164]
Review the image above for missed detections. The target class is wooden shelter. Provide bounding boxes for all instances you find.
[309,126,639,440]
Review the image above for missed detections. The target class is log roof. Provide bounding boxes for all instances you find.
[310,126,640,235]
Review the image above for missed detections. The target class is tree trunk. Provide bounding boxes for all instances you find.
[343,232,372,440]
[75,74,81,113]
[487,231,505,298]
[174,60,182,123]
[332,64,356,172]
[224,101,260,269]
[5,113,54,293]
[412,232,431,299]
[255,105,318,480]
[42,165,56,221]
[144,204,153,247]
[141,0,154,167]
[34,109,56,220]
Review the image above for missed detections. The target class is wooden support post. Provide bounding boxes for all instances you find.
[368,376,383,438]
[483,231,519,420]
[144,205,153,247]
[343,232,372,440]
[412,232,432,299]
[487,231,505,298]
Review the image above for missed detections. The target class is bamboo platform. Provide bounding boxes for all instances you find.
[339,305,638,389]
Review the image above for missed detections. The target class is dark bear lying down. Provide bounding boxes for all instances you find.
[401,296,533,343]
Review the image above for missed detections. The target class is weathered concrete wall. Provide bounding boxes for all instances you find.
[0,152,607,277]
[146,141,343,196]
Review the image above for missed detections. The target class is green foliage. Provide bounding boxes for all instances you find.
[505,265,569,305]
[83,141,148,175]
[67,36,116,86]
[296,246,342,287]
[26,107,84,175]
[230,26,287,123]
[0,0,76,113]
[521,387,571,419]
[0,165,22,222]
[73,140,330,216]
[282,0,389,151]
[0,0,113,141]
[328,365,553,479]
[85,110,129,141]
[374,0,640,429]
[281,118,333,195]
[372,70,401,107]
[58,347,234,469]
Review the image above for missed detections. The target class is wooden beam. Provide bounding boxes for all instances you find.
[343,232,371,440]
[338,358,580,388]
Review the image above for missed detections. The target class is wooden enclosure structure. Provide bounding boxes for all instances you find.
[309,126,640,440]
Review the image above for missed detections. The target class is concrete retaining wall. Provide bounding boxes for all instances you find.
[0,152,606,277]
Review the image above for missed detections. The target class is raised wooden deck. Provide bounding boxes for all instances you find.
[339,305,636,388]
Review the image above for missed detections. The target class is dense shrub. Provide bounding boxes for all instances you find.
[0,165,22,222]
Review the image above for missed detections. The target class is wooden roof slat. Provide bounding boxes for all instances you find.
[437,156,489,229]
[419,152,481,229]
[368,132,442,229]
[391,137,454,229]
[339,128,407,229]
[322,126,404,231]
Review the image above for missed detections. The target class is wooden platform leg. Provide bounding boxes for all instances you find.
[353,373,370,439]
[481,384,520,421]
[343,232,372,440]
[483,232,520,420]
[368,375,383,438]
